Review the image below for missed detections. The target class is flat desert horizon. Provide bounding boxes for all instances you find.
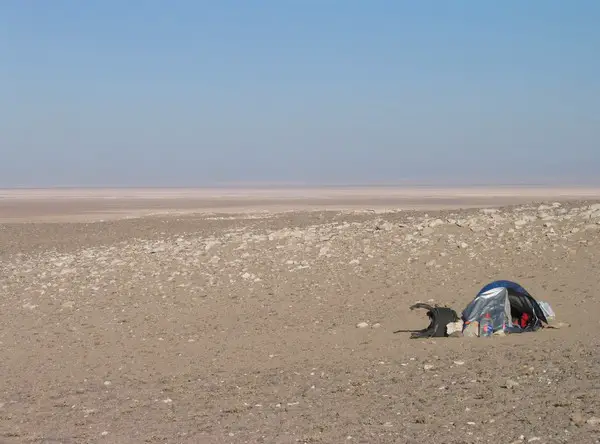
[2,185,600,223]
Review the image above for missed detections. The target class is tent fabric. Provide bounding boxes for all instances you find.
[462,280,547,334]
[477,280,548,325]
[461,287,512,332]
[478,280,531,297]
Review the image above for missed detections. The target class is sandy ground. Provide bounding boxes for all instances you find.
[1,188,600,443]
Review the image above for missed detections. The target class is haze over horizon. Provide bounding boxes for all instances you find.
[1,1,599,188]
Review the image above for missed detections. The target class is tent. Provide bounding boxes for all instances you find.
[461,280,548,335]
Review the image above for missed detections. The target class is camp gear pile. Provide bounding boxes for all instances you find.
[408,280,555,338]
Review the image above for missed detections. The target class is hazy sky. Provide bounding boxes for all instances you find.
[1,1,599,187]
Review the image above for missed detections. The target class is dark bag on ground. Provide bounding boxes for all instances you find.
[405,303,459,338]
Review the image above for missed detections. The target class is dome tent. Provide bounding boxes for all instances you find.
[461,280,548,335]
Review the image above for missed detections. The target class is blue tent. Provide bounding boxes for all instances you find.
[462,280,548,335]
[478,280,531,297]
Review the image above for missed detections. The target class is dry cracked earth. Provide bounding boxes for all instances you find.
[1,201,600,443]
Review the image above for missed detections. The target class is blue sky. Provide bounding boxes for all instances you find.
[1,1,599,187]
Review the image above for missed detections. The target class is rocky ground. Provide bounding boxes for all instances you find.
[1,200,600,443]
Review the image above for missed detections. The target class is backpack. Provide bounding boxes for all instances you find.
[407,303,459,338]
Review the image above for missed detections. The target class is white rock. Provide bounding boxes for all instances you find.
[205,241,220,251]
[319,246,330,257]
[446,321,463,335]
[356,322,369,329]
[480,208,499,215]
[379,222,394,231]
[423,364,435,371]
[587,416,600,426]
[503,379,519,389]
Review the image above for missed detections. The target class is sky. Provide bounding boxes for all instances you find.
[1,1,599,187]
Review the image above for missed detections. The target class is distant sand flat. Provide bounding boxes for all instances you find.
[1,186,600,223]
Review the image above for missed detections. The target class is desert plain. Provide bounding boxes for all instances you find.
[1,186,600,444]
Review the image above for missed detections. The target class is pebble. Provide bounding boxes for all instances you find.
[480,208,499,215]
[587,416,600,426]
[503,379,520,389]
[379,222,394,231]
[571,413,586,426]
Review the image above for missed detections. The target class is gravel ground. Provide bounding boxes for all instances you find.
[1,200,600,443]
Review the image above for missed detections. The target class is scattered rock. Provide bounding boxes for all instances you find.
[446,321,463,336]
[502,379,520,389]
[429,219,444,228]
[480,208,499,215]
[587,417,600,426]
[571,413,586,427]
